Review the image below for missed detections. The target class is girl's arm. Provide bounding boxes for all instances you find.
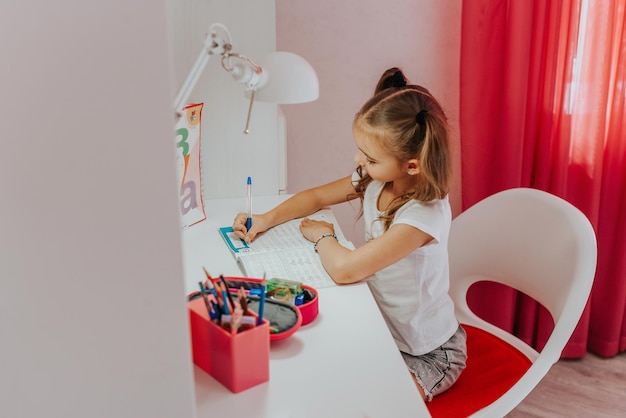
[301,220,433,284]
[232,175,357,242]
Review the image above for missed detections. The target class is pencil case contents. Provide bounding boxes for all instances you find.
[247,296,302,341]
[222,276,319,326]
[266,278,304,305]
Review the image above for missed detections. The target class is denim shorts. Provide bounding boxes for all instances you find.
[401,325,467,401]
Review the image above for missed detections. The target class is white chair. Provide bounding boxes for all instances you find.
[427,188,597,418]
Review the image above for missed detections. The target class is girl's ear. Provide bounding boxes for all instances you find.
[406,159,420,175]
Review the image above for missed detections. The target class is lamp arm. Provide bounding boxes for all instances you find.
[173,49,211,114]
[173,23,233,115]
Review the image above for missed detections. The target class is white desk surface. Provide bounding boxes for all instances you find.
[182,195,431,418]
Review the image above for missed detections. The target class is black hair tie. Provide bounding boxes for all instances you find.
[415,109,428,125]
[391,71,407,87]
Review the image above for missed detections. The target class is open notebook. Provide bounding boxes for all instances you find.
[218,209,354,289]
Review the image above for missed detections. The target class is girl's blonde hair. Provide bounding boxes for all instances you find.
[351,67,451,230]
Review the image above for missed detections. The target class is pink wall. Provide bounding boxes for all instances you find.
[277,0,462,245]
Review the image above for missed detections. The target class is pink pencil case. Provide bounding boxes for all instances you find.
[217,276,319,336]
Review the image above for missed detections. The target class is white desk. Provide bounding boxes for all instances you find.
[182,195,431,418]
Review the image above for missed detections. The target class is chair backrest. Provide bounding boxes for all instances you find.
[448,188,597,416]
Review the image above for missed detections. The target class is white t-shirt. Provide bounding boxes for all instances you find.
[356,173,458,356]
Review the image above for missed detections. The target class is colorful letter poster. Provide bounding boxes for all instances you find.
[175,103,206,228]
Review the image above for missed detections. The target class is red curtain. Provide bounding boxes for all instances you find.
[459,0,626,358]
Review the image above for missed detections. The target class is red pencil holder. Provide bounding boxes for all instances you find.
[188,297,270,393]
[188,297,213,374]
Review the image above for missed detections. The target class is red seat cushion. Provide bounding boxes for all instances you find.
[427,324,532,418]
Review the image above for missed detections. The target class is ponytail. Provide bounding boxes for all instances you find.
[352,67,451,230]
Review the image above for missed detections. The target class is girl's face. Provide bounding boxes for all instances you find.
[353,132,408,183]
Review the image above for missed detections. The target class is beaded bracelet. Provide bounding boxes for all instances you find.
[313,233,338,253]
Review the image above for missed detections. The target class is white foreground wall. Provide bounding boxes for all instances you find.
[0,2,196,417]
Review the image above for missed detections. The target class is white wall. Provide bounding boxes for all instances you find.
[0,2,195,417]
[276,0,463,246]
[168,0,282,199]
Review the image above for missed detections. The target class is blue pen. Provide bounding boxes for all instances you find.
[219,274,236,312]
[246,176,252,231]
[207,296,219,321]
[257,276,267,326]
[221,287,230,315]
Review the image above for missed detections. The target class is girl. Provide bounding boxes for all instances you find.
[232,68,466,401]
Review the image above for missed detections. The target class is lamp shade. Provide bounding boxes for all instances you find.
[254,51,319,104]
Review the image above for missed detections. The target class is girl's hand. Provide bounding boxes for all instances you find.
[232,212,270,243]
[299,218,335,243]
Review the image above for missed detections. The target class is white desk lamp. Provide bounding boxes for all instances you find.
[173,23,319,133]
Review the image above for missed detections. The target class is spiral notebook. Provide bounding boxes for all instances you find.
[218,209,354,289]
